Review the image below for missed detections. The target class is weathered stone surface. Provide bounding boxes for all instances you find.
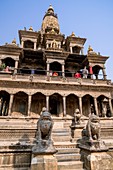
[81,150,113,170]
[31,154,57,170]
[32,111,57,154]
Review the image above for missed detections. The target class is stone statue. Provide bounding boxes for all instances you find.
[37,111,53,141]
[102,105,107,117]
[32,110,56,154]
[85,113,100,141]
[79,113,108,152]
[74,108,81,124]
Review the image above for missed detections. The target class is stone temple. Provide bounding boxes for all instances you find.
[0,5,113,170]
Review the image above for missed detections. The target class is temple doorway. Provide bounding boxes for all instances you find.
[50,62,62,76]
[0,91,10,116]
[97,95,109,117]
[31,92,46,116]
[66,94,79,117]
[49,93,63,116]
[12,92,28,116]
[82,94,94,117]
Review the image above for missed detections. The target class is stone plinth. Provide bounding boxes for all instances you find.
[79,140,113,170]
[70,124,84,143]
[31,154,58,170]
[80,149,113,170]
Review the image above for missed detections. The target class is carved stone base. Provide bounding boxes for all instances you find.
[31,154,58,170]
[80,149,113,170]
[32,140,57,154]
[79,139,108,151]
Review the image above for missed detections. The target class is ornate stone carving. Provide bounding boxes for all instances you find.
[80,113,107,151]
[85,113,100,141]
[74,108,81,124]
[32,110,56,154]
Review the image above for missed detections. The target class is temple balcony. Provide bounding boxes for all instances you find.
[0,70,111,86]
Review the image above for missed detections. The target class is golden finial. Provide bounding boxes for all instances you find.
[49,4,54,10]
[29,26,33,31]
[88,45,93,53]
[71,32,75,37]
[12,38,16,45]
[88,45,97,55]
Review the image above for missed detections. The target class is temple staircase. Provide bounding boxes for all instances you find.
[52,120,85,170]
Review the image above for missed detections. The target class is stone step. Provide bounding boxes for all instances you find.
[56,153,81,162]
[58,160,83,170]
[57,147,80,154]
[52,129,71,142]
[53,137,71,142]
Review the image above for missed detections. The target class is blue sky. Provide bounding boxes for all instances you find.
[0,0,113,81]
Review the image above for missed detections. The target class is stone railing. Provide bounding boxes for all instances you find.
[0,73,111,85]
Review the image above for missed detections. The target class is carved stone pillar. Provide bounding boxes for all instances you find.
[94,97,98,115]
[34,42,37,50]
[46,62,50,77]
[81,48,84,55]
[102,67,107,80]
[108,98,113,117]
[70,46,73,53]
[46,43,49,49]
[21,40,24,48]
[14,60,19,74]
[46,96,49,111]
[8,94,14,116]
[79,97,82,115]
[62,64,65,77]
[63,96,66,117]
[0,59,2,66]
[28,95,32,116]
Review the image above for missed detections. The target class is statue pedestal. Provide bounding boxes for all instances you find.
[31,154,58,170]
[79,140,112,170]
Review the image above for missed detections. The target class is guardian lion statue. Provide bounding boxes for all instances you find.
[32,110,56,153]
[84,113,101,141]
[36,110,53,141]
[74,108,81,124]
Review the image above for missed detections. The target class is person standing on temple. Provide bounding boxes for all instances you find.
[89,65,93,79]
[82,66,88,78]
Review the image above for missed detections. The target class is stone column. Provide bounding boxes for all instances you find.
[0,59,2,66]
[108,98,113,117]
[94,97,98,115]
[81,48,84,55]
[102,67,107,80]
[46,96,49,111]
[79,97,82,115]
[46,43,49,49]
[63,96,66,117]
[21,40,24,48]
[14,60,19,74]
[34,42,37,50]
[62,63,65,77]
[8,94,14,116]
[70,46,73,53]
[28,95,32,116]
[46,62,50,77]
